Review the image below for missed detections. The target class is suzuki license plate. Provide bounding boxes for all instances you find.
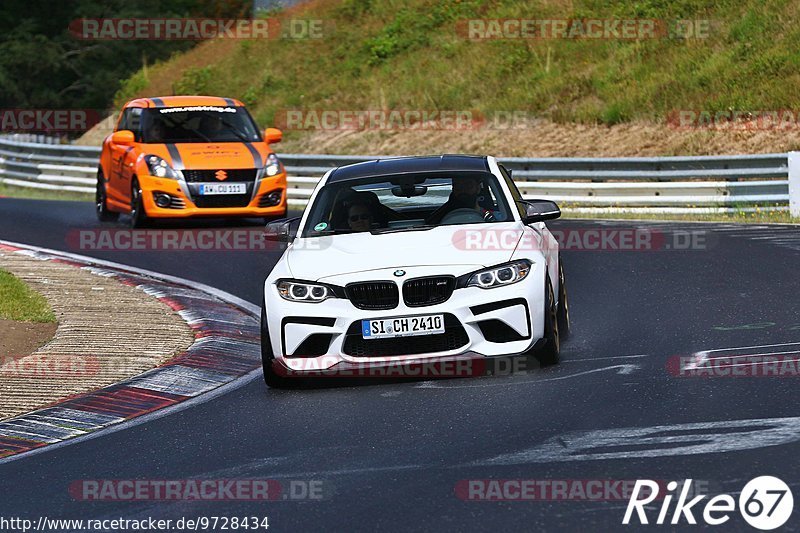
[198,183,247,195]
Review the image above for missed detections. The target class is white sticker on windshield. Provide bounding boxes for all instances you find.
[159,106,236,114]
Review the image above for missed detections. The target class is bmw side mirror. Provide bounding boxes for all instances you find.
[264,217,300,243]
[520,200,561,224]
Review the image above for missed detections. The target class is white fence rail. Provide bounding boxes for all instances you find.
[0,135,792,214]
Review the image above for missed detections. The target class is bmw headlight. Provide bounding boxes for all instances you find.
[277,280,336,302]
[466,260,531,289]
[263,153,282,177]
[144,155,181,180]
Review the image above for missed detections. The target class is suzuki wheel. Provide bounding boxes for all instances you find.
[130,178,148,228]
[96,169,119,222]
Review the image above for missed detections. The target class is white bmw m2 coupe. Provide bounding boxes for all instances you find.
[261,155,569,387]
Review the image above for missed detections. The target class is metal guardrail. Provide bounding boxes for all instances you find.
[0,136,790,213]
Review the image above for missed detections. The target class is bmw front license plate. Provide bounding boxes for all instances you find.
[198,183,247,195]
[362,314,445,339]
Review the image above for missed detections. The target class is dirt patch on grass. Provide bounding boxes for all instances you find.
[0,319,56,361]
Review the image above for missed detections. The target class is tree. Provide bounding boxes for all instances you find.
[0,0,250,111]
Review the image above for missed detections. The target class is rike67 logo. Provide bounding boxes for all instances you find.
[623,476,793,530]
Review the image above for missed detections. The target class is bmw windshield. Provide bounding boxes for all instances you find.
[301,172,515,237]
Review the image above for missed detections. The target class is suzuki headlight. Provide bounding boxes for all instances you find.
[466,260,531,289]
[144,155,181,180]
[263,153,282,177]
[277,280,335,302]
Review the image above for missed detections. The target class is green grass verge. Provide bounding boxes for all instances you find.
[0,269,56,323]
[0,182,92,202]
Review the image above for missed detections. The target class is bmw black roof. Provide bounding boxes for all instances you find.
[327,155,490,183]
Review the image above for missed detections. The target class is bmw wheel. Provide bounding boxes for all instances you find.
[536,275,560,366]
[261,299,290,388]
[557,257,570,340]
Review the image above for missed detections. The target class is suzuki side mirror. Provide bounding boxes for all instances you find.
[111,130,135,145]
[264,127,283,144]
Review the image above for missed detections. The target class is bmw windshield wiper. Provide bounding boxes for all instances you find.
[311,229,361,236]
[370,225,438,235]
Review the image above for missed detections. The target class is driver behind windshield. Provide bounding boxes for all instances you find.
[145,121,165,143]
[200,114,224,136]
[347,200,375,232]
[428,176,496,223]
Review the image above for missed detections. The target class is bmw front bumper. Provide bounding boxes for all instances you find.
[264,263,546,374]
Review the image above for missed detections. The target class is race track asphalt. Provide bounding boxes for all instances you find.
[1,197,799,531]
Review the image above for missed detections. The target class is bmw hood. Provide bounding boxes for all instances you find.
[286,222,533,281]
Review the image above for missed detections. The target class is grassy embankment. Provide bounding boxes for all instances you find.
[0,269,56,323]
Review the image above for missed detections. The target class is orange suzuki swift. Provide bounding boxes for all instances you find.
[97,96,287,227]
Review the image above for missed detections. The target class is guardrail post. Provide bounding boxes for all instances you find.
[789,152,800,218]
